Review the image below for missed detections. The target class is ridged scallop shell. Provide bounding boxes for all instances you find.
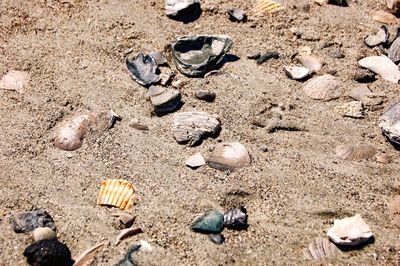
[207,142,251,171]
[335,144,377,161]
[388,196,400,228]
[358,55,400,83]
[0,70,30,93]
[303,237,341,261]
[172,111,221,146]
[302,75,343,101]
[254,0,284,14]
[379,101,400,146]
[97,179,135,211]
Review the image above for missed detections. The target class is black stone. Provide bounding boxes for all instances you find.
[11,209,56,233]
[23,240,72,266]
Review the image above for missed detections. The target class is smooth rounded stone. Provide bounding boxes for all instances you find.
[185,153,206,169]
[207,142,251,171]
[375,153,391,164]
[172,111,221,146]
[23,240,72,266]
[150,51,167,65]
[353,68,376,83]
[223,207,248,230]
[33,227,57,241]
[348,85,383,107]
[11,209,56,233]
[247,52,261,60]
[389,37,400,64]
[296,54,322,74]
[334,101,364,118]
[256,52,280,65]
[379,101,400,146]
[303,237,341,261]
[195,90,216,102]
[0,70,30,93]
[335,144,377,161]
[147,86,181,115]
[388,196,400,228]
[372,10,398,25]
[208,234,225,245]
[358,55,400,84]
[171,35,233,77]
[364,26,389,47]
[227,8,246,22]
[283,66,309,80]
[165,0,200,17]
[191,210,224,234]
[302,74,343,101]
[327,214,373,246]
[126,53,160,87]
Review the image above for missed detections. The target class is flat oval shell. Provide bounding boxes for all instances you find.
[126,53,160,87]
[327,214,373,246]
[296,54,322,73]
[358,55,400,83]
[388,196,400,228]
[97,179,135,211]
[208,234,225,245]
[284,66,309,80]
[207,142,251,171]
[364,26,389,48]
[379,101,400,146]
[0,70,30,93]
[303,237,341,261]
[302,74,343,101]
[335,144,376,161]
[191,210,224,234]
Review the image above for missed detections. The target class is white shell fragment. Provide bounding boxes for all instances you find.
[335,144,377,161]
[364,26,389,48]
[185,153,206,169]
[379,101,400,146]
[302,74,343,101]
[283,66,309,80]
[172,111,221,146]
[296,54,322,74]
[0,70,30,93]
[165,0,200,17]
[33,227,57,241]
[358,55,400,83]
[327,214,373,246]
[303,237,341,261]
[73,242,105,266]
[334,101,364,118]
[207,142,251,171]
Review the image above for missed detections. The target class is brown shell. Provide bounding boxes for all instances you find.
[335,144,377,161]
[207,142,251,171]
[303,237,341,261]
[302,75,343,101]
[388,196,400,228]
[254,0,283,14]
[97,179,135,210]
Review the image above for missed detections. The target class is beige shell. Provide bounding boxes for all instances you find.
[172,111,221,146]
[207,142,251,171]
[335,144,377,161]
[97,179,135,210]
[388,196,400,228]
[33,227,57,241]
[0,70,30,93]
[53,110,117,151]
[303,237,341,261]
[334,101,364,118]
[302,74,343,101]
[358,55,400,84]
[254,0,284,14]
[372,10,398,25]
[296,54,322,74]
[327,214,373,246]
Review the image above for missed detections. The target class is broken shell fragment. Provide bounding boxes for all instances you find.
[256,52,280,65]
[303,237,341,261]
[388,196,400,228]
[24,240,72,266]
[284,66,309,80]
[115,227,143,246]
[327,214,373,246]
[53,110,117,151]
[185,153,206,169]
[335,144,377,161]
[209,234,225,245]
[296,54,322,74]
[358,55,400,83]
[364,26,389,47]
[172,111,221,146]
[254,0,284,14]
[112,213,136,229]
[126,53,160,87]
[150,51,167,65]
[73,242,105,266]
[379,101,400,146]
[223,207,248,230]
[334,101,364,118]
[147,85,181,115]
[375,153,390,164]
[388,37,400,64]
[191,210,224,234]
[171,35,233,77]
[227,8,246,22]
[302,74,343,101]
[97,179,135,211]
[33,227,57,242]
[0,70,30,93]
[348,85,383,107]
[372,10,398,25]
[207,142,251,171]
[165,0,200,17]
[10,209,56,233]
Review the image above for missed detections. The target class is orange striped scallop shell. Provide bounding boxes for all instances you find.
[97,179,135,210]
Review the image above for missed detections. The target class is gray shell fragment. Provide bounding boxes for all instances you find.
[389,36,400,64]
[364,26,389,48]
[171,35,233,77]
[379,101,400,146]
[227,8,246,22]
[147,86,181,115]
[127,53,160,87]
[10,209,56,233]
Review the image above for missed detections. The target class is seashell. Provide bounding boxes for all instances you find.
[0,70,30,93]
[150,51,167,65]
[387,0,400,13]
[364,26,389,48]
[97,179,135,211]
[112,213,136,229]
[372,10,398,25]
[146,85,181,115]
[303,237,341,261]
[334,101,364,118]
[11,209,56,233]
[348,85,383,107]
[172,111,221,146]
[126,53,160,87]
[335,144,377,161]
[33,227,57,242]
[24,240,72,266]
[256,52,280,65]
[207,142,251,171]
[302,74,343,101]
[388,196,400,228]
[116,243,143,266]
[379,101,400,146]
[223,207,248,230]
[53,110,118,151]
[165,0,200,17]
[359,55,400,84]
[72,242,105,266]
[283,66,309,80]
[115,227,143,246]
[327,214,373,246]
[388,37,400,64]
[171,35,233,77]
[208,234,225,245]
[375,152,390,164]
[185,153,206,169]
[296,54,322,74]
[195,90,216,102]
[254,0,284,14]
[191,210,224,234]
[227,8,246,22]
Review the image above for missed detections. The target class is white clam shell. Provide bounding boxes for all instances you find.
[302,74,343,101]
[358,55,400,83]
[207,142,251,171]
[296,54,322,73]
[327,214,373,246]
[0,70,30,93]
[165,0,200,16]
[283,66,309,80]
[185,153,206,168]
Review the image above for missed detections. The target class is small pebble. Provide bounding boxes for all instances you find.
[33,227,57,241]
[208,234,225,245]
[195,90,216,102]
[247,52,261,60]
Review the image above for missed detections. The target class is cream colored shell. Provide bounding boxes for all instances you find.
[97,179,135,210]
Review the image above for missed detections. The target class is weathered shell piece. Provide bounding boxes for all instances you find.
[387,0,400,13]
[185,153,206,168]
[296,54,322,74]
[364,26,389,48]
[223,207,248,230]
[302,74,343,101]
[172,111,221,146]
[227,9,246,22]
[97,179,135,211]
[388,196,400,228]
[254,0,284,14]
[147,86,181,115]
[358,55,400,83]
[348,85,383,107]
[73,242,105,266]
[284,66,309,80]
[207,142,251,171]
[0,70,30,93]
[335,144,377,161]
[33,227,57,242]
[327,214,373,246]
[126,53,160,87]
[334,101,364,118]
[165,0,200,17]
[303,237,341,261]
[379,101,400,146]
[389,37,400,64]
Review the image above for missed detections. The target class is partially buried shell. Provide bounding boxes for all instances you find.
[303,237,341,261]
[172,111,221,146]
[364,26,389,48]
[302,74,343,101]
[97,179,135,211]
[53,110,117,151]
[191,210,224,234]
[146,85,181,115]
[171,35,233,77]
[254,0,284,14]
[227,8,246,22]
[379,101,400,146]
[283,66,309,80]
[207,142,251,171]
[126,53,160,87]
[335,144,377,161]
[358,55,400,83]
[0,70,30,93]
[388,196,400,228]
